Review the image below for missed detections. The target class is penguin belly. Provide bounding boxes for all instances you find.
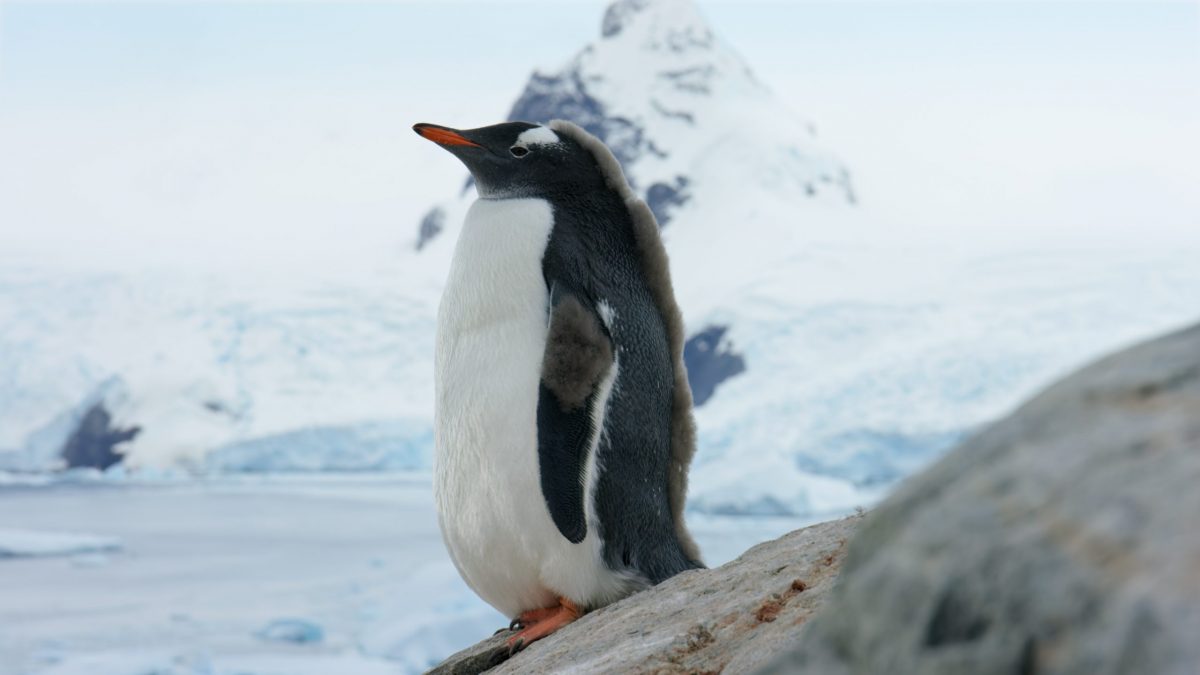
[433,198,632,619]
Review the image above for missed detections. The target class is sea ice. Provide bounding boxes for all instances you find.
[0,528,121,558]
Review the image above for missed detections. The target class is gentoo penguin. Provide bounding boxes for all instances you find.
[414,119,703,653]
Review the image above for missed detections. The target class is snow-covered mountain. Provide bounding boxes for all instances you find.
[411,0,858,457]
[2,0,1199,522]
[414,0,854,308]
[417,0,852,245]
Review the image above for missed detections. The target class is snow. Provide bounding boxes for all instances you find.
[0,528,121,559]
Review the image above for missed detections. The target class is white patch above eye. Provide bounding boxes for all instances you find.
[516,126,561,146]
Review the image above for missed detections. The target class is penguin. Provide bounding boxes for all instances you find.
[413,119,703,653]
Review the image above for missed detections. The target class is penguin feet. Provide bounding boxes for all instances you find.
[509,605,560,631]
[506,597,582,656]
[496,607,556,634]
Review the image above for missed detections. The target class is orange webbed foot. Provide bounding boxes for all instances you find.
[509,605,560,631]
[506,597,582,655]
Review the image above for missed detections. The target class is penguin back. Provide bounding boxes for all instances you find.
[547,119,702,565]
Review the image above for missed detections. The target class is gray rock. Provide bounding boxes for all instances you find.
[429,515,862,674]
[60,402,138,471]
[759,321,1200,675]
[683,324,746,407]
[428,632,512,675]
[645,175,691,227]
[416,207,445,251]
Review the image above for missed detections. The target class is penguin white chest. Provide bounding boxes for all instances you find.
[434,197,624,619]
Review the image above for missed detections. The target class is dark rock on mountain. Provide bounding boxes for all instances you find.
[683,324,746,406]
[416,207,445,251]
[60,403,138,470]
[645,175,690,226]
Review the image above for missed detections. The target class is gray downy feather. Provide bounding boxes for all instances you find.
[542,294,614,412]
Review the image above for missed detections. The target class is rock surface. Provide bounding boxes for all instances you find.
[429,515,861,674]
[760,321,1200,674]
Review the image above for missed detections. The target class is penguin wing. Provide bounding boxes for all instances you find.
[537,286,614,544]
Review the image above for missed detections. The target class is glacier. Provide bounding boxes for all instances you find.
[1,0,1199,523]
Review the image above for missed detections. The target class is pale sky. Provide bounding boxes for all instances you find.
[1,1,1197,272]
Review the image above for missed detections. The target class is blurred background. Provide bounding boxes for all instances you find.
[1,0,1197,673]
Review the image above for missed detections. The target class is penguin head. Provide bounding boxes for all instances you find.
[413,121,604,200]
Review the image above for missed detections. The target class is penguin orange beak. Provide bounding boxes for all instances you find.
[413,123,482,148]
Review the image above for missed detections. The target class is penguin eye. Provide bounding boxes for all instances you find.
[509,145,529,158]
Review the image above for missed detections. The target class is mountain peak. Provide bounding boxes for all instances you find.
[601,0,714,51]
[417,0,854,254]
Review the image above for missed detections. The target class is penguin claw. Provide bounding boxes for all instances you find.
[495,616,526,635]
[503,597,582,657]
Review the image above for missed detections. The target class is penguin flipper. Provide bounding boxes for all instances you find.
[537,288,614,544]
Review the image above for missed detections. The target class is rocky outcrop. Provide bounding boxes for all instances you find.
[60,402,138,470]
[430,515,861,674]
[761,321,1200,674]
[683,324,747,406]
[433,320,1200,674]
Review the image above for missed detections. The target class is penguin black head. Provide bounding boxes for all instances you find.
[413,121,606,200]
